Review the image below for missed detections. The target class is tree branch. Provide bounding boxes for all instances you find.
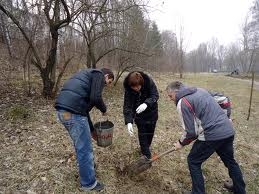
[57,0,71,28]
[0,3,43,70]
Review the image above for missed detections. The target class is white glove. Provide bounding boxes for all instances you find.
[127,123,134,136]
[136,103,147,114]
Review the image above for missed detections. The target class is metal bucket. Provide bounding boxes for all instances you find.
[94,120,114,147]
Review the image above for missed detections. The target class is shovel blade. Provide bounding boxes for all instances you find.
[125,156,152,176]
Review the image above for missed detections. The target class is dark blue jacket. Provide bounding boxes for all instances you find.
[55,69,106,116]
[123,72,159,124]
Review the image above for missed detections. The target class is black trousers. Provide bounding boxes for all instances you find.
[136,121,157,159]
[188,136,246,194]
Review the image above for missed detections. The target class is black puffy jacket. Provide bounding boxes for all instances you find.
[55,69,106,116]
[123,72,159,124]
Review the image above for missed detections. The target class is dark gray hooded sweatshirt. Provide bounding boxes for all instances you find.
[175,85,235,146]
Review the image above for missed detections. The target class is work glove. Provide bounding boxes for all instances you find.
[136,103,147,114]
[127,123,134,136]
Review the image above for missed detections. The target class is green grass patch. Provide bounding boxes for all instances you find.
[5,105,31,121]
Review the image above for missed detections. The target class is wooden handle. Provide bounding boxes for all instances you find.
[151,147,176,162]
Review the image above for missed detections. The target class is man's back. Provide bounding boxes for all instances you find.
[180,88,235,141]
[55,69,106,116]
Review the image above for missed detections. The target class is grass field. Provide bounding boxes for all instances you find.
[0,73,258,194]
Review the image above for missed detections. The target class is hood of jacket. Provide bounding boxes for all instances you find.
[175,85,197,105]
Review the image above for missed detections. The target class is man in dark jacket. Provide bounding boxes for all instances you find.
[55,68,114,191]
[166,81,246,194]
[123,71,159,159]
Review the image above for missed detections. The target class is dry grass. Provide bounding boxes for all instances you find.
[0,72,258,194]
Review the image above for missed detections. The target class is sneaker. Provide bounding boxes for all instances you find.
[224,180,234,192]
[82,182,105,192]
[92,182,104,191]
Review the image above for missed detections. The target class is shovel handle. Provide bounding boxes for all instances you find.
[151,147,176,161]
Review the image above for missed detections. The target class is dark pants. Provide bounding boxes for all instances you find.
[187,136,246,194]
[136,121,157,159]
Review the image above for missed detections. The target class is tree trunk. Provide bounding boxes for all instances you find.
[246,49,255,74]
[86,51,92,68]
[41,30,59,97]
[23,47,32,96]
[53,57,73,96]
[179,49,184,78]
[86,43,96,68]
[0,13,13,58]
[247,70,254,120]
[41,68,55,98]
[0,0,71,98]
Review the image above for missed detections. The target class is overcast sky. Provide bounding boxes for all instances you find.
[148,0,254,51]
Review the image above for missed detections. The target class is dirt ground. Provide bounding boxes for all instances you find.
[0,72,259,194]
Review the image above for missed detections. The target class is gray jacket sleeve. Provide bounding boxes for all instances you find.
[177,99,198,146]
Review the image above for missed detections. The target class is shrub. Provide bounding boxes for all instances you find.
[6,105,30,121]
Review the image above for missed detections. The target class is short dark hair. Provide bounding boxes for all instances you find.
[101,68,114,80]
[128,72,144,87]
[166,81,183,92]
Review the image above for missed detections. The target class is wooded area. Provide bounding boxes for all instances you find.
[1,1,259,194]
[0,0,259,97]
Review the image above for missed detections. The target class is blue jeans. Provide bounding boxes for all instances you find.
[57,110,97,189]
[187,136,246,194]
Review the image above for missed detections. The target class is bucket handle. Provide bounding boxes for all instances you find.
[98,116,110,130]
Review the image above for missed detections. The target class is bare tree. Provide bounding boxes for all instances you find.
[0,13,13,57]
[0,0,163,95]
[0,0,71,97]
[175,24,185,78]
[161,30,178,71]
[207,37,219,72]
[217,45,225,71]
[246,0,259,119]
[0,0,13,58]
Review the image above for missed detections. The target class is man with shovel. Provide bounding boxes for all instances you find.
[166,81,246,194]
[55,68,114,192]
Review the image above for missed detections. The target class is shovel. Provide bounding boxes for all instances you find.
[125,147,176,176]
